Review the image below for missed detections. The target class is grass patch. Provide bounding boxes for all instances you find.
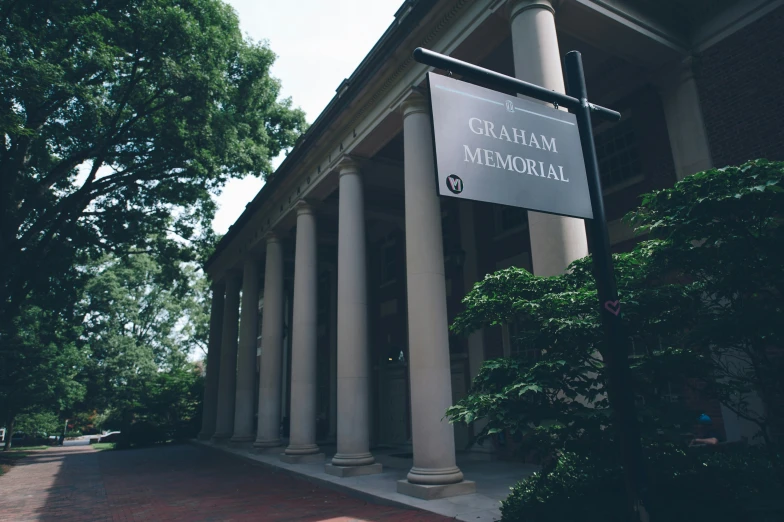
[91,442,116,451]
[0,446,47,476]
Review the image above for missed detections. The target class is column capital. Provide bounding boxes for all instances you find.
[295,199,315,216]
[510,0,556,20]
[338,156,361,177]
[401,90,429,119]
[654,56,697,92]
[265,231,281,245]
[243,252,264,264]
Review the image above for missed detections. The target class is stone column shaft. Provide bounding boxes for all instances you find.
[511,0,589,276]
[658,58,713,180]
[198,282,225,440]
[255,235,285,448]
[283,201,323,461]
[327,160,380,477]
[213,273,241,440]
[399,93,469,493]
[231,258,260,442]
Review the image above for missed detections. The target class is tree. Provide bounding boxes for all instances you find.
[0,303,86,450]
[15,411,61,437]
[627,159,784,445]
[0,0,306,334]
[447,247,704,459]
[446,159,784,520]
[76,253,205,447]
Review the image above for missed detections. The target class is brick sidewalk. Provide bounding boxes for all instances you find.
[0,444,453,521]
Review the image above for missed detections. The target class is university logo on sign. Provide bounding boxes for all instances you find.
[446,174,463,194]
[427,72,593,220]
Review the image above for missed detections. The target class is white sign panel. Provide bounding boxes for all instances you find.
[428,72,593,219]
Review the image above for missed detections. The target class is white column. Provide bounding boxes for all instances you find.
[458,201,485,382]
[397,92,475,499]
[658,58,713,180]
[457,201,493,450]
[254,234,285,448]
[282,201,323,462]
[198,282,225,440]
[328,265,338,442]
[326,159,382,477]
[212,272,241,440]
[231,258,260,442]
[511,0,589,276]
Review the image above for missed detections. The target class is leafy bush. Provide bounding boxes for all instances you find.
[503,446,784,522]
[447,160,784,518]
[127,420,168,447]
[447,249,705,457]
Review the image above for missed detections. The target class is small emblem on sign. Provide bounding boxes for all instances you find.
[446,174,463,194]
[505,100,514,113]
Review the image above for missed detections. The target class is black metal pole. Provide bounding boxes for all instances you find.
[564,50,650,522]
[413,48,621,122]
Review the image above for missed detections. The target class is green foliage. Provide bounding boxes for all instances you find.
[1,0,300,449]
[627,159,784,443]
[503,446,784,522]
[76,254,205,447]
[448,160,784,518]
[0,303,86,448]
[14,411,61,436]
[0,0,306,342]
[448,246,704,456]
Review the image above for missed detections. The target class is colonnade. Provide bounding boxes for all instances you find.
[197,0,695,498]
[197,94,474,496]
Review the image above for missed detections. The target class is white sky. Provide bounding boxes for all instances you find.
[211,0,403,235]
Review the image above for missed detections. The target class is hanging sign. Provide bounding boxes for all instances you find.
[427,72,593,219]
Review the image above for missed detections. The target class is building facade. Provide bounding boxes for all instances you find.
[198,0,784,499]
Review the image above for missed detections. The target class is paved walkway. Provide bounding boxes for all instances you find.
[196,442,537,521]
[0,444,452,521]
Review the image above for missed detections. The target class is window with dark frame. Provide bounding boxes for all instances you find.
[594,116,642,189]
[494,205,527,236]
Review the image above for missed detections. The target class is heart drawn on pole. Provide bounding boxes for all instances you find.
[604,300,620,316]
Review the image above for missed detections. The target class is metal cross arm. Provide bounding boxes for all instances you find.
[412,47,621,123]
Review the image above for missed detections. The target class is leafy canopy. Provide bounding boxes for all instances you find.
[0,0,306,325]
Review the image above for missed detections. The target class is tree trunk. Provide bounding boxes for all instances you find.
[116,410,132,449]
[3,415,14,451]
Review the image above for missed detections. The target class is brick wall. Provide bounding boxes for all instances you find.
[696,6,784,168]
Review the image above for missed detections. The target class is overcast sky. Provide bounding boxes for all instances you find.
[211,0,403,234]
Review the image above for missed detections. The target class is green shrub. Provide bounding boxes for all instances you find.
[502,446,784,522]
[127,420,168,447]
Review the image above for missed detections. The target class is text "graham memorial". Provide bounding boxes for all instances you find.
[462,117,569,183]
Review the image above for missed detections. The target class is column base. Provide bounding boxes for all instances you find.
[252,439,282,452]
[396,479,476,500]
[211,432,231,443]
[229,437,254,448]
[280,452,325,464]
[325,463,383,477]
[197,432,214,441]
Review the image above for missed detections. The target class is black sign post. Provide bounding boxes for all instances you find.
[413,47,650,522]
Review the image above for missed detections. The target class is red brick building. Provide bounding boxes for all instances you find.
[200,0,784,498]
